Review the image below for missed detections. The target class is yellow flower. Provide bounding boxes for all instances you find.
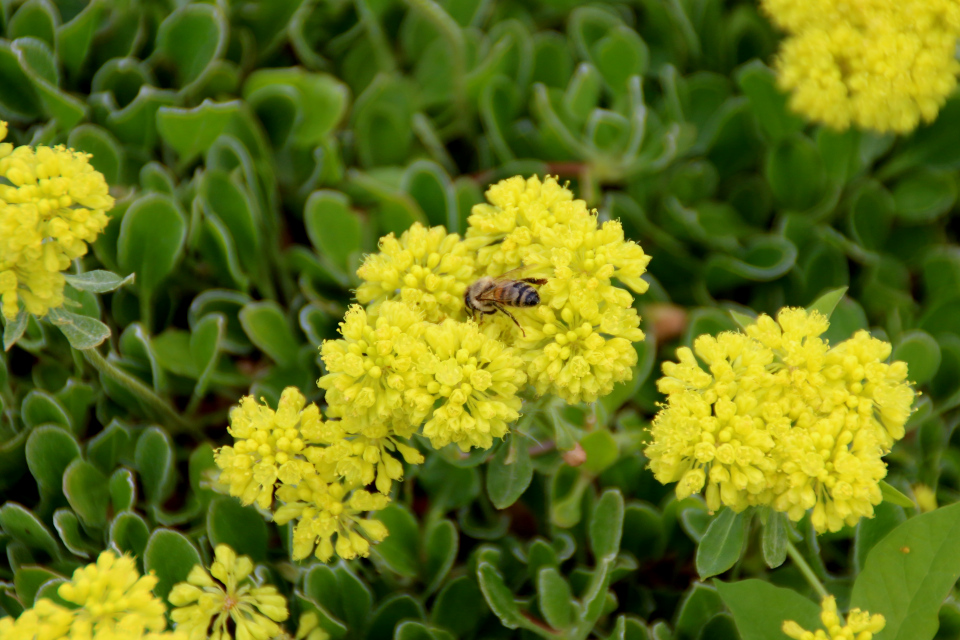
[215,388,322,509]
[356,222,475,323]
[465,176,650,404]
[783,596,885,640]
[465,174,596,276]
[645,307,915,532]
[0,133,115,320]
[169,544,288,640]
[0,550,182,640]
[318,301,427,437]
[294,612,329,640]
[415,319,526,451]
[274,476,390,561]
[761,0,960,133]
[914,483,938,512]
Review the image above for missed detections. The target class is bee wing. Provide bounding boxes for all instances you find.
[492,265,530,281]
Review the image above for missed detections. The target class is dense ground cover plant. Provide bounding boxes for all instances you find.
[3,0,960,639]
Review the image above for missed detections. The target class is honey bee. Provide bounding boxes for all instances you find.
[464,267,547,336]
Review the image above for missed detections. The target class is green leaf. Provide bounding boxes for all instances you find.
[46,308,111,350]
[109,467,136,512]
[238,301,301,368]
[25,426,80,495]
[892,169,958,223]
[0,503,60,559]
[879,481,915,509]
[591,489,625,560]
[57,0,103,81]
[53,508,99,558]
[206,497,268,561]
[143,529,203,601]
[431,576,487,637]
[696,508,747,579]
[486,438,533,510]
[761,510,788,569]
[764,134,825,210]
[891,330,941,386]
[153,3,227,91]
[477,561,524,629]
[854,501,906,572]
[806,286,848,320]
[3,309,28,351]
[371,504,419,578]
[63,270,134,294]
[423,519,458,596]
[735,60,804,142]
[109,511,151,561]
[244,68,349,146]
[14,567,61,608]
[67,125,122,186]
[62,458,110,529]
[368,594,424,640]
[304,190,362,273]
[190,312,224,399]
[117,193,187,305]
[135,427,176,505]
[8,0,56,47]
[716,579,821,640]
[538,566,575,630]
[580,429,620,474]
[156,100,241,163]
[851,502,960,640]
[675,583,723,640]
[21,390,71,430]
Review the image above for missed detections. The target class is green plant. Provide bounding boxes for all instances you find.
[2,1,960,639]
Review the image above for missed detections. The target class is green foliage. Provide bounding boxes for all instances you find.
[2,0,960,639]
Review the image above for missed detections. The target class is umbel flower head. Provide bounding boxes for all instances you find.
[0,550,181,640]
[465,175,650,403]
[356,222,476,323]
[169,544,288,640]
[213,387,401,561]
[761,0,960,133]
[645,307,915,533]
[0,121,115,320]
[783,596,885,640]
[414,319,526,451]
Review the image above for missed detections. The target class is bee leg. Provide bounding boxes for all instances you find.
[493,303,526,337]
[519,278,548,286]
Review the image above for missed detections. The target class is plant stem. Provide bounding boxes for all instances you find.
[785,540,829,599]
[81,347,191,434]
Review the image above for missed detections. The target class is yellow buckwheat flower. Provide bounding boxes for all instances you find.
[0,550,181,640]
[356,222,476,323]
[465,176,650,404]
[414,319,526,451]
[169,544,288,640]
[761,0,960,133]
[0,123,115,319]
[274,477,390,561]
[783,596,885,640]
[646,307,915,532]
[318,301,428,436]
[215,388,320,509]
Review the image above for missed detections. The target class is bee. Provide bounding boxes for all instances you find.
[464,267,547,336]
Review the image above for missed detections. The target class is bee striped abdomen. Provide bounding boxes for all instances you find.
[518,285,539,307]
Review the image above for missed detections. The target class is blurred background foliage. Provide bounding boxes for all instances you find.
[1,0,960,638]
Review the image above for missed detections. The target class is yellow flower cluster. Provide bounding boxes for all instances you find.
[215,387,395,561]
[466,175,650,403]
[216,175,649,561]
[761,0,960,133]
[783,596,885,640]
[356,222,475,322]
[645,307,915,533]
[169,544,288,640]
[0,121,114,320]
[0,550,182,640]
